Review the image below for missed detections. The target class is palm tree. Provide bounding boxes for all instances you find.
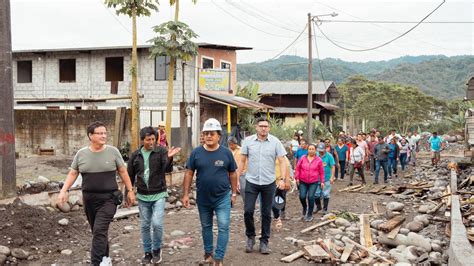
[104,0,159,151]
[149,0,197,145]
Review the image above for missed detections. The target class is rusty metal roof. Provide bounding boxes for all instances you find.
[269,107,320,115]
[314,101,340,111]
[199,92,272,110]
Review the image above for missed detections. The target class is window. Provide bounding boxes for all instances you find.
[105,57,124,81]
[221,62,231,70]
[59,59,76,82]
[202,57,214,69]
[17,60,32,83]
[154,56,176,81]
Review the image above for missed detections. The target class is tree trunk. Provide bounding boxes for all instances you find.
[130,6,139,151]
[166,58,176,145]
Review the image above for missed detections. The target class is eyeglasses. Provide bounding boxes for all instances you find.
[93,132,108,135]
[203,131,217,136]
[257,125,269,128]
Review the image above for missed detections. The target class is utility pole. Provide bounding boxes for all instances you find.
[0,0,17,198]
[307,13,313,144]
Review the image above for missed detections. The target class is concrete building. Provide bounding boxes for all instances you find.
[12,43,268,156]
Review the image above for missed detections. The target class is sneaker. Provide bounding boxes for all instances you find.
[304,215,313,222]
[259,242,271,254]
[245,238,255,253]
[204,252,214,264]
[152,249,162,264]
[141,252,153,264]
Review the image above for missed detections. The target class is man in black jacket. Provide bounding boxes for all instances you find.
[128,126,180,264]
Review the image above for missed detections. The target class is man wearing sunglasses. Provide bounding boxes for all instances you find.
[182,118,238,266]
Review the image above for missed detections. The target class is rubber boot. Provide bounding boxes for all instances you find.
[314,197,322,214]
[323,198,329,214]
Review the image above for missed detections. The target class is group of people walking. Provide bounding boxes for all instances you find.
[56,119,445,265]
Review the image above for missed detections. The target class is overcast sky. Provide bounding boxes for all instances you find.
[10,0,474,63]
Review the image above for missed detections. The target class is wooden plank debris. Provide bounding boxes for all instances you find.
[300,219,335,233]
[340,244,354,263]
[304,245,329,261]
[114,206,139,219]
[387,224,402,239]
[427,202,445,214]
[317,239,336,263]
[372,201,380,214]
[378,215,405,233]
[342,236,393,264]
[339,184,363,192]
[361,214,373,247]
[280,250,305,263]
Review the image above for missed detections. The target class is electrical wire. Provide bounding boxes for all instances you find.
[318,19,473,24]
[269,24,308,60]
[315,0,445,52]
[313,21,326,89]
[223,0,302,34]
[101,3,132,36]
[211,0,296,39]
[312,0,461,52]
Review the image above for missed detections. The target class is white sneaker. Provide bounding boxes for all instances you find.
[100,256,112,266]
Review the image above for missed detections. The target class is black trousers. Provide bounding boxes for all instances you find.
[244,180,276,245]
[83,192,117,266]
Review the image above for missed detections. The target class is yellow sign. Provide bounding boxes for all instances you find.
[199,70,230,91]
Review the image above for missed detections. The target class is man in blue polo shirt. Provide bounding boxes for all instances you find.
[314,142,335,214]
[237,117,288,255]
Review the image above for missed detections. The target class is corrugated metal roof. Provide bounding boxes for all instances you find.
[314,101,340,111]
[199,92,272,110]
[249,81,336,95]
[269,107,320,114]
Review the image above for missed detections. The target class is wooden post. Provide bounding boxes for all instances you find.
[0,0,16,198]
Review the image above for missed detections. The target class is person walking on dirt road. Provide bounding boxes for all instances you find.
[57,121,136,266]
[314,143,335,215]
[127,126,180,264]
[237,117,288,255]
[426,132,445,167]
[182,118,238,266]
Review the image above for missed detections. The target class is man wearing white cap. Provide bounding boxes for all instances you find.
[182,118,238,266]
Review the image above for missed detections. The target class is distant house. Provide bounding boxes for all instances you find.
[12,43,269,155]
[466,77,474,100]
[253,81,339,130]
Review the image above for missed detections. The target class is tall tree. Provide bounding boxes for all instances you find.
[148,0,197,145]
[104,0,159,151]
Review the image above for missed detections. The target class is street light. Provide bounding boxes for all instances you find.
[306,12,338,144]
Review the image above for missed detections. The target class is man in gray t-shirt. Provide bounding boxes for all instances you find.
[58,121,135,266]
[237,117,288,254]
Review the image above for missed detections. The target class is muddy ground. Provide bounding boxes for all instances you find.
[1,150,464,265]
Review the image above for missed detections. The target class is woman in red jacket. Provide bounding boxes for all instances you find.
[295,144,325,222]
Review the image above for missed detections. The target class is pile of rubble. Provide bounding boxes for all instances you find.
[279,159,472,264]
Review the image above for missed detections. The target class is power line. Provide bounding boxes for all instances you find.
[223,0,302,34]
[101,3,132,36]
[319,19,473,24]
[312,0,463,52]
[313,21,326,89]
[269,24,308,60]
[314,0,446,52]
[211,0,295,39]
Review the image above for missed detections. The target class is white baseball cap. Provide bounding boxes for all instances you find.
[202,118,222,132]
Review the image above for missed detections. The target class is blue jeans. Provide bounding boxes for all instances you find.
[388,157,398,176]
[334,160,346,179]
[197,193,231,261]
[399,153,408,171]
[375,160,388,183]
[138,198,166,253]
[315,180,331,199]
[298,181,318,215]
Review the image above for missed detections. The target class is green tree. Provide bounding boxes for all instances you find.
[235,81,262,133]
[105,0,159,151]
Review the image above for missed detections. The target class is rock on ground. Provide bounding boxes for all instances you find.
[386,202,405,212]
[61,249,73,255]
[406,232,431,252]
[58,218,69,226]
[170,230,185,237]
[334,217,351,227]
[56,202,71,213]
[418,205,430,213]
[414,215,430,226]
[406,221,424,232]
[0,245,10,256]
[11,248,29,259]
[0,254,6,265]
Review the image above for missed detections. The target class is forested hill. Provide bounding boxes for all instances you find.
[237,55,474,99]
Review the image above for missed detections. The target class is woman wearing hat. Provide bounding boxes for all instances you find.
[295,144,324,222]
